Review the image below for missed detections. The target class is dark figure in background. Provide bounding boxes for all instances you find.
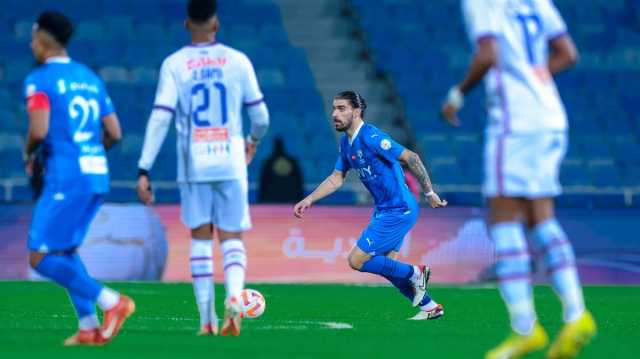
[259,137,303,203]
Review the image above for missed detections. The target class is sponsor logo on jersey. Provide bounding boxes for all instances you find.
[187,57,227,70]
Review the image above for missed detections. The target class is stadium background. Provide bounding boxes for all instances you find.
[0,0,639,284]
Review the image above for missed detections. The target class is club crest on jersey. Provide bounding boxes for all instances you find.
[380,139,391,150]
[357,150,366,164]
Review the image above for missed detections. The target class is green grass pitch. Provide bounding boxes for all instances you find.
[1,281,638,358]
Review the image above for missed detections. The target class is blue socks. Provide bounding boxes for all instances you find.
[66,253,97,318]
[360,255,414,279]
[360,255,435,305]
[384,275,432,306]
[35,252,103,303]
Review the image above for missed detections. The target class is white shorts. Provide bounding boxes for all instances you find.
[483,132,567,199]
[179,180,252,231]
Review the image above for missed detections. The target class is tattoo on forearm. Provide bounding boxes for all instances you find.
[407,153,432,192]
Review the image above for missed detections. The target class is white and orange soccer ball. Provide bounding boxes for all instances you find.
[240,289,266,319]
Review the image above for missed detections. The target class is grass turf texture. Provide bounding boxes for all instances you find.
[1,282,637,358]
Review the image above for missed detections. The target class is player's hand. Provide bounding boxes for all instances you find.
[24,154,35,177]
[293,198,312,218]
[136,175,154,205]
[245,141,257,165]
[441,103,460,127]
[425,191,448,208]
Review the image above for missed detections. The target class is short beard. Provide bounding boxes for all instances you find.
[335,115,353,132]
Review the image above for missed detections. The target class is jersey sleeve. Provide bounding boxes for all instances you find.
[541,0,568,40]
[462,0,500,44]
[240,55,264,106]
[364,129,406,163]
[24,73,50,112]
[99,80,115,117]
[334,144,351,173]
[153,58,179,114]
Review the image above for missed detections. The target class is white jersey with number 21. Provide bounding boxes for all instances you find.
[153,42,264,182]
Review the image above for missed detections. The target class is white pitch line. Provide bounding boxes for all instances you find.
[320,322,353,329]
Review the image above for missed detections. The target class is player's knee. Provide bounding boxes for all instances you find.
[191,224,213,239]
[347,253,364,271]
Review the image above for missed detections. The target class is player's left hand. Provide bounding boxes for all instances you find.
[440,103,460,127]
[425,191,448,208]
[245,140,257,165]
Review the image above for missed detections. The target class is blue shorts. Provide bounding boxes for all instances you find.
[28,188,104,253]
[357,204,419,256]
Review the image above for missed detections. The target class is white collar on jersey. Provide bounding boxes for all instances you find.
[348,121,364,146]
[45,56,71,64]
[188,40,218,47]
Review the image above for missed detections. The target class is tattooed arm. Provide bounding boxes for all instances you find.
[399,150,447,208]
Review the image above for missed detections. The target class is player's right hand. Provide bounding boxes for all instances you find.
[293,198,312,218]
[24,155,35,177]
[136,175,154,205]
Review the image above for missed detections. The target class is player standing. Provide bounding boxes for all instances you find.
[441,1,596,358]
[24,11,134,346]
[294,91,446,320]
[136,0,269,336]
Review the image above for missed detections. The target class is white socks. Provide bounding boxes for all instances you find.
[97,287,120,311]
[79,314,99,330]
[221,239,247,299]
[410,265,422,282]
[420,299,438,311]
[531,218,585,323]
[190,239,214,327]
[491,222,537,335]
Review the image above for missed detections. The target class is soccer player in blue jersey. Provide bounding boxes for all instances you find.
[293,91,447,319]
[23,11,134,346]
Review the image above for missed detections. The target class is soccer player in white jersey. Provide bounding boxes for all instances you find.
[441,1,596,358]
[136,0,269,337]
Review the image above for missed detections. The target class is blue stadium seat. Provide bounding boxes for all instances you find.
[561,163,590,186]
[589,161,621,187]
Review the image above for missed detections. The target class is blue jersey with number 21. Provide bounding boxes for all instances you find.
[24,58,114,194]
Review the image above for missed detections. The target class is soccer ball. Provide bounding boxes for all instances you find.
[240,288,266,319]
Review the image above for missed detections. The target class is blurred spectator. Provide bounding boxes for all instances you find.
[259,137,304,203]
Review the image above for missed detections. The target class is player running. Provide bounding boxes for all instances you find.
[294,91,446,320]
[441,1,595,358]
[24,11,134,346]
[136,0,269,336]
